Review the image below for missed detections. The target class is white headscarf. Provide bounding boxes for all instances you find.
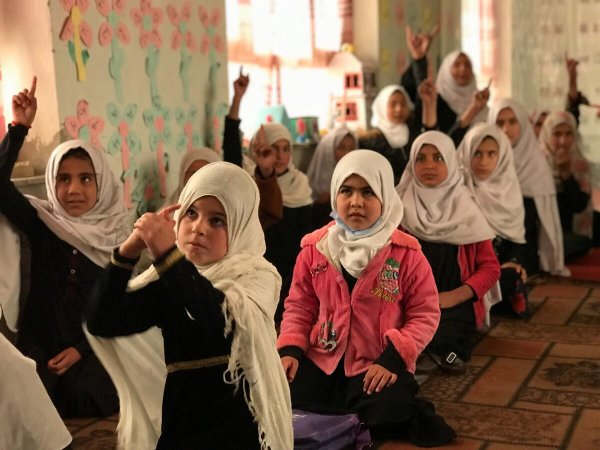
[397,130,495,245]
[436,50,488,123]
[457,123,526,243]
[487,99,568,275]
[306,125,356,199]
[29,139,130,266]
[370,85,414,149]
[323,150,403,278]
[0,139,129,332]
[251,123,313,208]
[163,147,221,206]
[87,162,293,450]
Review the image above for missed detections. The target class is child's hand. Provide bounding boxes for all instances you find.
[501,261,527,284]
[418,79,437,105]
[119,229,147,259]
[280,356,299,383]
[12,76,38,127]
[405,25,439,60]
[363,364,397,395]
[471,87,490,112]
[134,205,179,259]
[47,347,81,376]
[233,67,250,98]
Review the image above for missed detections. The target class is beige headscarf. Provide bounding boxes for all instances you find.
[436,50,488,123]
[251,123,313,208]
[87,162,293,450]
[397,130,495,245]
[306,125,356,199]
[457,123,526,243]
[323,150,404,278]
[163,147,221,206]
[539,111,592,238]
[370,85,414,149]
[488,100,568,275]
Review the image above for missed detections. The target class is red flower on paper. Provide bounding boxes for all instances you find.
[59,0,93,48]
[167,1,196,51]
[131,0,164,48]
[97,0,131,46]
[64,100,105,147]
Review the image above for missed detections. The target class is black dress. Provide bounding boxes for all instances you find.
[86,251,260,449]
[556,175,592,260]
[0,125,117,417]
[492,237,529,317]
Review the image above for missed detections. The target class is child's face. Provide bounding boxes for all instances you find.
[183,159,210,185]
[178,196,228,266]
[335,174,382,231]
[272,138,291,175]
[334,134,356,162]
[414,144,448,187]
[55,157,98,217]
[495,107,521,146]
[450,53,473,87]
[550,123,575,154]
[470,137,499,181]
[386,91,410,125]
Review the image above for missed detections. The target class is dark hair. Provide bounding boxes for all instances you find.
[59,147,93,165]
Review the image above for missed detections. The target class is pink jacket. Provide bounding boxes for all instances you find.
[457,240,501,330]
[277,225,440,375]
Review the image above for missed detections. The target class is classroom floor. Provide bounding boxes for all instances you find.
[64,275,600,450]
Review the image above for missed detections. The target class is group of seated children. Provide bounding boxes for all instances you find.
[1,30,596,449]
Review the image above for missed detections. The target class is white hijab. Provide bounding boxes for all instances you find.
[0,139,129,332]
[458,123,526,243]
[251,123,313,208]
[163,147,221,206]
[306,125,356,199]
[488,99,568,275]
[397,130,495,245]
[370,85,414,149]
[324,150,404,278]
[436,50,488,123]
[86,162,293,450]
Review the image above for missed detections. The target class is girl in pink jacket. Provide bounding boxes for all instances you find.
[277,150,455,447]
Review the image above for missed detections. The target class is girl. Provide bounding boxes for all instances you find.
[86,162,293,449]
[249,123,314,322]
[539,111,592,259]
[359,82,436,185]
[488,99,568,276]
[278,150,456,447]
[0,79,125,417]
[306,125,357,227]
[163,147,220,206]
[458,123,529,317]
[397,131,500,374]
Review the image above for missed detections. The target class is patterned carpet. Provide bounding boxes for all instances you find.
[64,278,600,449]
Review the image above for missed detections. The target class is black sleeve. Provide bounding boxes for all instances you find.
[400,57,428,102]
[278,345,304,361]
[560,175,590,214]
[86,263,164,337]
[374,342,407,373]
[0,125,40,238]
[222,116,243,167]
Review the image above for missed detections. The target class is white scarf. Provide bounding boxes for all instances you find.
[86,162,293,450]
[488,99,568,275]
[436,50,488,123]
[163,147,221,206]
[370,85,414,149]
[324,150,403,278]
[0,139,129,331]
[0,333,72,450]
[252,123,313,208]
[457,123,526,243]
[397,131,495,245]
[306,125,356,199]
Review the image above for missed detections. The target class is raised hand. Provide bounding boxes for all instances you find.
[233,66,250,99]
[12,76,38,127]
[418,79,437,105]
[565,53,579,82]
[252,125,277,178]
[134,204,180,259]
[405,24,440,60]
